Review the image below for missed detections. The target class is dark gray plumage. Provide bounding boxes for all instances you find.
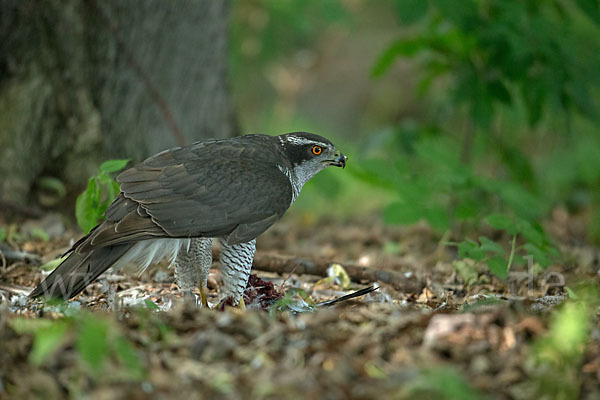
[30,132,346,304]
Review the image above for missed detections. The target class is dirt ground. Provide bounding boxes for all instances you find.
[1,210,599,399]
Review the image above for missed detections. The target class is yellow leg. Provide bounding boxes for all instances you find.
[200,286,208,307]
[238,297,246,310]
[199,286,209,307]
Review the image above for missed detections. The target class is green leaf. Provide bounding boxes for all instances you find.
[488,80,512,104]
[407,367,484,400]
[552,301,589,356]
[423,205,450,230]
[523,81,546,126]
[496,143,537,188]
[30,227,50,242]
[458,238,485,261]
[514,218,544,247]
[394,0,429,24]
[39,255,68,271]
[522,243,552,268]
[30,321,70,365]
[115,336,144,380]
[486,213,513,231]
[104,179,121,207]
[372,38,424,77]
[99,159,130,174]
[76,316,110,372]
[9,317,53,334]
[431,0,478,28]
[577,0,600,25]
[471,91,493,129]
[144,299,160,311]
[478,236,505,256]
[76,178,101,234]
[37,176,67,198]
[453,260,478,286]
[364,360,387,379]
[454,198,481,219]
[487,256,509,279]
[0,227,6,242]
[497,184,544,220]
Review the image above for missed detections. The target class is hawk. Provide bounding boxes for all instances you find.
[30,132,347,307]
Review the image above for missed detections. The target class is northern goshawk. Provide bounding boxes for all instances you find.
[30,132,347,307]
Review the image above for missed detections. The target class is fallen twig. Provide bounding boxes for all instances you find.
[213,249,423,294]
[316,285,379,307]
[0,283,32,296]
[0,248,6,272]
[0,243,40,264]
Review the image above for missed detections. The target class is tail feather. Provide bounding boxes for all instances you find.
[30,244,132,299]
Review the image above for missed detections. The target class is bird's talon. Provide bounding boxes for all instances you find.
[183,290,200,307]
[215,296,245,311]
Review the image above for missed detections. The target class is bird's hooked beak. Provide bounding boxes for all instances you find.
[329,152,347,168]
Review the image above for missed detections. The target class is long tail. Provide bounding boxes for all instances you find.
[29,244,133,299]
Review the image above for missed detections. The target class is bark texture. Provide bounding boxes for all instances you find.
[0,0,236,205]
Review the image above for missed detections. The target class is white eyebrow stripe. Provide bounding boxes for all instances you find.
[285,136,322,146]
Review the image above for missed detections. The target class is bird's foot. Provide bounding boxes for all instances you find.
[215,296,246,311]
[182,287,210,308]
[183,290,200,307]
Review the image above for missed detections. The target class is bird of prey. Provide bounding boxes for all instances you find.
[30,132,347,307]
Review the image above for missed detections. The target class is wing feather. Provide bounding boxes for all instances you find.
[71,135,291,255]
[115,135,293,241]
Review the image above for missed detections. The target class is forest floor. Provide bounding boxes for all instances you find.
[0,210,599,399]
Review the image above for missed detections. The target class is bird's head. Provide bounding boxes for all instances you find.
[277,132,347,181]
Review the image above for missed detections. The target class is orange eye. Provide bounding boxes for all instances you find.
[312,145,322,155]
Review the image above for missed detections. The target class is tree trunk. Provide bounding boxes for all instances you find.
[0,0,237,206]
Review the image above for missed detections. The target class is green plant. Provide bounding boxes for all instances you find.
[356,0,600,270]
[377,0,600,132]
[9,311,145,381]
[453,213,558,279]
[403,366,485,400]
[528,284,599,399]
[75,159,129,234]
[352,131,546,229]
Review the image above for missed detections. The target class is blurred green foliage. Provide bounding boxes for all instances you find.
[75,159,129,234]
[403,367,485,400]
[378,0,600,128]
[451,214,559,279]
[528,284,599,399]
[232,0,349,65]
[230,0,353,130]
[10,311,145,382]
[372,0,599,223]
[351,0,600,272]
